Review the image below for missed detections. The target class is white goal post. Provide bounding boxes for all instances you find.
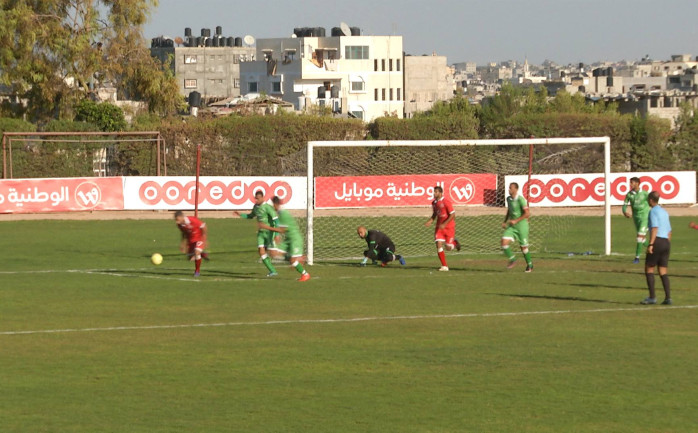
[306,137,611,265]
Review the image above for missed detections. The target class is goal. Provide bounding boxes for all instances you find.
[306,138,611,265]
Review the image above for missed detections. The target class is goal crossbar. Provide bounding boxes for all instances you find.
[306,137,612,264]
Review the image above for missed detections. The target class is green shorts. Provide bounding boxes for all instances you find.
[633,216,649,236]
[277,235,304,258]
[257,230,275,250]
[502,222,529,247]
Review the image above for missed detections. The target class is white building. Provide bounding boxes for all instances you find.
[239,33,404,121]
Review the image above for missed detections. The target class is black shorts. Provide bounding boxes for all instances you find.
[646,237,670,267]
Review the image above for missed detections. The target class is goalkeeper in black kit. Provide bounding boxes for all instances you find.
[357,226,407,267]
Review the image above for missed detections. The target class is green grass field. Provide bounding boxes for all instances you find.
[1,216,697,432]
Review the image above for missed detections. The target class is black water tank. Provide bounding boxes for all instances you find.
[317,27,326,37]
[318,86,326,98]
[607,76,614,87]
[307,28,316,37]
[201,28,206,37]
[189,91,201,107]
[204,38,212,47]
[294,28,302,37]
[185,27,192,37]
[216,26,222,35]
[212,36,219,47]
[606,67,613,76]
[331,27,342,37]
[151,37,158,48]
[330,86,339,98]
[350,26,360,36]
[227,37,234,47]
[195,36,202,47]
[204,28,211,37]
[235,37,242,47]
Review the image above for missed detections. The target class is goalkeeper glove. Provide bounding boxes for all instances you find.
[360,257,368,266]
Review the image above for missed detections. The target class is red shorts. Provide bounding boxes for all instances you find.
[434,226,456,245]
[188,240,204,254]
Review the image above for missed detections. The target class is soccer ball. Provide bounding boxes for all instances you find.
[151,253,163,265]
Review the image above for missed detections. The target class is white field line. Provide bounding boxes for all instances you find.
[1,305,696,336]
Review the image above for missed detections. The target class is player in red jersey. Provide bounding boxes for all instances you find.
[174,210,209,277]
[424,185,461,271]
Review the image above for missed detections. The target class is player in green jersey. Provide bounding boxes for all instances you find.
[270,196,311,281]
[622,177,650,264]
[501,182,533,272]
[234,190,280,277]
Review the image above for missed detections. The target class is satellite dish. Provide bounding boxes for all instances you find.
[340,22,351,37]
[243,35,255,46]
[291,34,297,38]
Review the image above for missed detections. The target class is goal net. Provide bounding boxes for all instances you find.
[306,138,611,265]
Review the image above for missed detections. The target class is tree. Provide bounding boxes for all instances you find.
[0,0,181,119]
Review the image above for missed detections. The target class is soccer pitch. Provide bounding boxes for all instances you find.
[1,216,697,432]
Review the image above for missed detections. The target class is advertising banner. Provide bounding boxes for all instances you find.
[123,177,307,210]
[0,177,124,213]
[315,174,498,208]
[504,172,697,206]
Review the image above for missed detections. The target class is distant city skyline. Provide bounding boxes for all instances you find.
[144,0,698,66]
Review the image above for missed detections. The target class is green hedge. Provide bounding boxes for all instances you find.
[0,108,694,178]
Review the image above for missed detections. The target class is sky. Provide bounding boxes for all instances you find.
[144,0,698,66]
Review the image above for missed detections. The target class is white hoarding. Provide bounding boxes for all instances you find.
[123,177,307,210]
[504,172,696,206]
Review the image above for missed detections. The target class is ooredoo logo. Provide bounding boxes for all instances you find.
[525,175,681,204]
[75,181,102,209]
[449,177,476,204]
[138,180,293,206]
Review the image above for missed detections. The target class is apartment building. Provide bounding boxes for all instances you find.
[239,28,404,121]
[150,28,255,101]
[404,54,454,117]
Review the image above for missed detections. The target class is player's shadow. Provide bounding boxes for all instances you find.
[100,268,260,280]
[566,282,644,291]
[489,292,632,305]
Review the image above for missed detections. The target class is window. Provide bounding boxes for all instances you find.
[397,88,401,101]
[234,78,240,88]
[382,59,385,71]
[350,110,364,120]
[390,88,393,100]
[184,79,197,89]
[350,80,365,92]
[374,89,379,101]
[248,82,258,92]
[374,59,378,71]
[233,54,240,64]
[389,59,393,71]
[344,45,369,60]
[382,88,386,101]
[271,81,282,93]
[209,55,215,61]
[184,55,197,64]
[396,59,401,71]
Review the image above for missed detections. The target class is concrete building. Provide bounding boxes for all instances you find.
[150,30,256,102]
[404,54,454,117]
[239,29,404,121]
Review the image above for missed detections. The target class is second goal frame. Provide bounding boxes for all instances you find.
[306,137,612,265]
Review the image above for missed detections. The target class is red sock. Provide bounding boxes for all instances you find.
[438,250,447,266]
[195,259,202,272]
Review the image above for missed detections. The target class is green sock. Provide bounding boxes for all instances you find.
[635,242,644,258]
[262,257,276,273]
[294,263,306,274]
[523,252,532,267]
[503,246,515,261]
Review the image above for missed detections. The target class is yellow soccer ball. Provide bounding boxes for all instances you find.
[151,253,163,265]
